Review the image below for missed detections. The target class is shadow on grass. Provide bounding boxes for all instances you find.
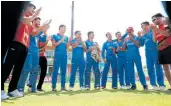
[1,97,19,104]
[22,89,102,96]
[60,89,101,96]
[102,89,171,95]
[24,91,60,96]
[21,88,171,97]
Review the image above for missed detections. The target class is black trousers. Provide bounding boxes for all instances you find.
[37,56,47,89]
[158,45,171,64]
[1,41,28,92]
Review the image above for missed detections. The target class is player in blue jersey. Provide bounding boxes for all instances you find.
[69,31,86,91]
[140,21,165,90]
[101,32,118,89]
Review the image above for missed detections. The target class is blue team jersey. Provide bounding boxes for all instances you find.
[115,41,126,57]
[39,35,47,43]
[85,40,96,59]
[71,38,84,60]
[102,40,117,59]
[140,30,157,51]
[29,31,43,53]
[125,36,141,59]
[52,33,68,54]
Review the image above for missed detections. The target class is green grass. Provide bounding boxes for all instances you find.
[2,82,171,106]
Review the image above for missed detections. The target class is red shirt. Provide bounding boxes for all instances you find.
[155,24,165,42]
[13,15,33,48]
[39,42,46,57]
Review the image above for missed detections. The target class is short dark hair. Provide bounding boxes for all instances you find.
[141,21,149,26]
[75,31,81,35]
[59,25,66,30]
[115,31,121,36]
[32,17,41,23]
[87,31,94,37]
[152,13,163,19]
[106,32,110,37]
[24,3,36,11]
[34,17,41,21]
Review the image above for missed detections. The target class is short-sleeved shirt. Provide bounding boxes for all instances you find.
[52,33,68,55]
[101,40,117,59]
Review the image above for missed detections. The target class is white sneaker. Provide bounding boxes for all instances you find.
[1,90,9,100]
[126,85,131,89]
[19,91,24,96]
[69,87,74,91]
[150,86,158,90]
[120,86,126,90]
[95,87,100,90]
[8,89,23,97]
[158,86,166,91]
[80,87,84,91]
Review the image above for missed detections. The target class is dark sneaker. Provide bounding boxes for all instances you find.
[27,84,31,88]
[143,85,148,90]
[61,88,68,92]
[52,89,57,92]
[129,85,137,90]
[37,89,44,92]
[112,87,118,90]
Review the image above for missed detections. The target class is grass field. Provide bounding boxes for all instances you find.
[1,82,171,106]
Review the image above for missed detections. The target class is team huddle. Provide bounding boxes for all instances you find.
[1,3,171,100]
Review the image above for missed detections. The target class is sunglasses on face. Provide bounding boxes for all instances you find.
[152,18,157,22]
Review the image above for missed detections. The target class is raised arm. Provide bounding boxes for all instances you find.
[152,29,157,42]
[130,37,140,48]
[71,40,79,48]
[149,24,157,42]
[22,7,42,24]
[122,38,127,50]
[31,20,51,36]
[121,33,128,40]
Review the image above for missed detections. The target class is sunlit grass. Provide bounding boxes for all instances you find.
[2,82,171,106]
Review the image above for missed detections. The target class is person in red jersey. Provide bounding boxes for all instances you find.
[1,3,42,100]
[151,13,171,91]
